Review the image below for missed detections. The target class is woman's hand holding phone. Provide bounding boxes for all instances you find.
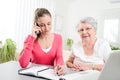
[31,23,41,38]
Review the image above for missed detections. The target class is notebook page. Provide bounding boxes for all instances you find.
[19,65,49,76]
[37,68,64,80]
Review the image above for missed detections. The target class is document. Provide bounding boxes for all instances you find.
[18,64,66,80]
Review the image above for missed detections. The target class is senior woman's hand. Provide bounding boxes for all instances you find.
[70,62,84,71]
[70,62,93,71]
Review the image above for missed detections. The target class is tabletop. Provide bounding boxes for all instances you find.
[0,61,45,80]
[0,61,100,80]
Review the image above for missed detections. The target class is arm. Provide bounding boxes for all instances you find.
[67,57,102,71]
[66,52,83,71]
[66,56,89,71]
[78,63,103,71]
[91,40,111,71]
[66,45,83,71]
[19,35,35,68]
[54,35,65,75]
[92,64,103,71]
[66,50,102,71]
[66,57,75,68]
[55,35,64,66]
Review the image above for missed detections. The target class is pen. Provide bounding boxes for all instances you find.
[37,67,49,76]
[59,78,66,80]
[57,66,61,75]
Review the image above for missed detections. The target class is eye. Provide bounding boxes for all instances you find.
[47,23,51,26]
[40,24,45,27]
[86,28,92,30]
[79,29,84,32]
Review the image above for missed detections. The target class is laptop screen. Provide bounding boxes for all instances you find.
[98,50,120,80]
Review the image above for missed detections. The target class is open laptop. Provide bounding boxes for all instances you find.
[98,50,120,80]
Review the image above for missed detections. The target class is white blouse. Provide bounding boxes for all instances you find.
[70,39,112,65]
[42,46,51,53]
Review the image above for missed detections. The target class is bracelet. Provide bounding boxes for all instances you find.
[92,64,95,70]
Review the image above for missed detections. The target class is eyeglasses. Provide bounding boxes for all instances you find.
[78,27,93,33]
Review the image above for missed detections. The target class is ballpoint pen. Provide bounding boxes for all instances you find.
[56,66,61,75]
[37,67,49,76]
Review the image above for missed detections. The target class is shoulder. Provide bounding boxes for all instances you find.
[96,38,110,48]
[97,39,109,45]
[72,40,82,49]
[53,33,62,39]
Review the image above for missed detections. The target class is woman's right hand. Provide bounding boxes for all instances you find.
[31,23,41,38]
[54,65,65,76]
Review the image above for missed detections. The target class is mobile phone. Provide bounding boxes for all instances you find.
[36,23,39,26]
[35,23,41,37]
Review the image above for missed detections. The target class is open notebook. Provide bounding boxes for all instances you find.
[18,64,100,80]
[18,64,65,80]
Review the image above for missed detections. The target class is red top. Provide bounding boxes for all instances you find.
[19,33,64,68]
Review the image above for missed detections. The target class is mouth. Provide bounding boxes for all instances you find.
[45,30,49,32]
[82,36,89,38]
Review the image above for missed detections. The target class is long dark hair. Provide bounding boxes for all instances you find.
[34,8,52,25]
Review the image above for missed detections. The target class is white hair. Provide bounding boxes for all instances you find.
[77,17,97,30]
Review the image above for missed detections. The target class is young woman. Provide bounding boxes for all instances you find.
[19,8,65,75]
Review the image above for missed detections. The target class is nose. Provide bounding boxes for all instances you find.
[45,24,49,30]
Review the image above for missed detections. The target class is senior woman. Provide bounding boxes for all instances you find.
[66,17,111,71]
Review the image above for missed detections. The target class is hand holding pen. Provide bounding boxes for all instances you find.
[55,65,65,76]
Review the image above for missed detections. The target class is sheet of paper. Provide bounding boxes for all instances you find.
[37,69,62,80]
[19,65,49,76]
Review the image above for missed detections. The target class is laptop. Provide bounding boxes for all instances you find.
[98,50,120,80]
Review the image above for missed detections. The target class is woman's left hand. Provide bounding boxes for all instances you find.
[72,62,92,71]
[54,65,65,76]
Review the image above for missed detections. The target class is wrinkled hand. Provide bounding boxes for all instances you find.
[71,62,84,71]
[94,64,103,71]
[71,62,95,71]
[71,62,91,71]
[54,65,65,76]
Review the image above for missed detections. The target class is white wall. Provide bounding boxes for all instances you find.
[54,0,70,49]
[0,0,17,43]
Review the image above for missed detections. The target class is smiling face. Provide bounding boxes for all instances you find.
[37,14,52,34]
[78,22,96,41]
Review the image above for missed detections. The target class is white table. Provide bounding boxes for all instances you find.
[0,61,45,80]
[0,61,100,80]
[63,69,100,80]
